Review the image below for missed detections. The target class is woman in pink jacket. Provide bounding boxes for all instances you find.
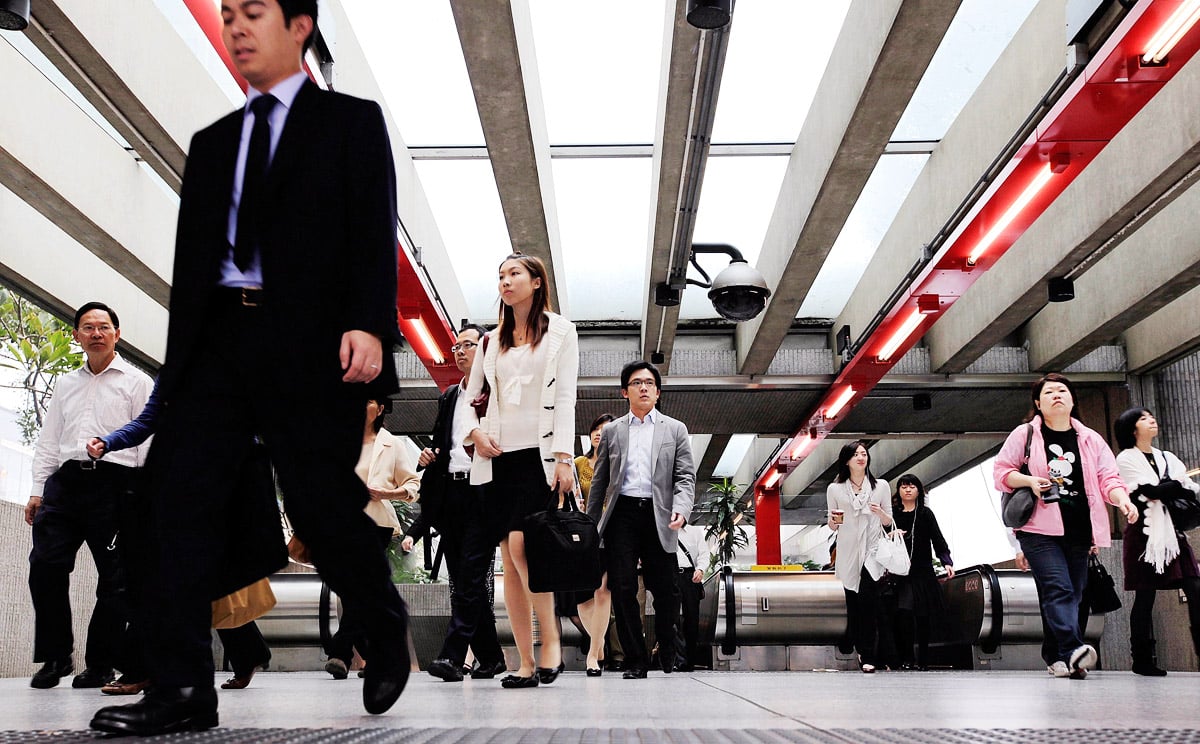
[993,373,1137,679]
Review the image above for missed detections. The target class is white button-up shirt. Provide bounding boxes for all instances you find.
[619,408,658,498]
[31,353,154,495]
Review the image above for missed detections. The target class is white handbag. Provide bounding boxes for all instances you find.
[866,524,911,580]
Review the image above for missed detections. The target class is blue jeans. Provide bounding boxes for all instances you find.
[1017,531,1089,664]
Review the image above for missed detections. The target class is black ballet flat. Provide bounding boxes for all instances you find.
[500,674,539,689]
[536,662,564,685]
[585,667,602,677]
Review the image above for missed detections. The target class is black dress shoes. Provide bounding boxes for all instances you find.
[622,667,648,679]
[30,659,73,689]
[426,658,464,682]
[90,686,218,736]
[363,666,410,715]
[500,673,539,689]
[586,667,602,677]
[73,667,115,688]
[470,659,509,679]
[535,662,564,685]
[605,659,625,672]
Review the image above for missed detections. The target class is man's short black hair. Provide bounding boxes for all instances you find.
[74,302,119,329]
[278,0,318,54]
[620,360,662,389]
[459,324,488,340]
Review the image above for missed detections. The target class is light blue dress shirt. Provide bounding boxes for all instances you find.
[619,408,658,498]
[219,70,309,288]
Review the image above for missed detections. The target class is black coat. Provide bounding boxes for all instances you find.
[412,384,462,538]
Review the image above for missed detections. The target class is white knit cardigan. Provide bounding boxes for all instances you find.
[458,312,579,486]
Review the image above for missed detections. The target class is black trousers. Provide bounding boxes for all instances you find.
[216,621,270,678]
[328,526,397,665]
[29,461,134,669]
[676,568,702,667]
[436,477,503,666]
[145,299,408,690]
[844,567,886,666]
[604,497,679,672]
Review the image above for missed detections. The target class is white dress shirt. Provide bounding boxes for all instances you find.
[619,407,659,498]
[676,523,712,572]
[220,69,309,288]
[31,353,155,495]
[447,381,473,475]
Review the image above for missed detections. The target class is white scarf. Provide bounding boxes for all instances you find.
[1117,448,1179,574]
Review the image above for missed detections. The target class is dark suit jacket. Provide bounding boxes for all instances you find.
[159,80,401,401]
[413,383,462,536]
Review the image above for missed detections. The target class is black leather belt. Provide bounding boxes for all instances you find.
[64,460,132,474]
[621,495,653,507]
[449,472,470,481]
[217,286,263,307]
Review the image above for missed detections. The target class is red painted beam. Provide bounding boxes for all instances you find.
[753,0,1200,561]
[182,0,459,389]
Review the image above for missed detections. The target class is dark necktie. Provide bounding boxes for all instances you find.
[233,94,279,273]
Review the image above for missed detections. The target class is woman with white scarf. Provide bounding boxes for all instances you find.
[827,441,893,673]
[1114,407,1200,676]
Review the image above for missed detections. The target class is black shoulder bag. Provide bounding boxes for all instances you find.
[1001,424,1036,529]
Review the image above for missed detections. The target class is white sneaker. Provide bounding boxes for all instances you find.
[1048,661,1070,677]
[1070,644,1097,672]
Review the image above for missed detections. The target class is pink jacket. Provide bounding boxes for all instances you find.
[992,415,1125,548]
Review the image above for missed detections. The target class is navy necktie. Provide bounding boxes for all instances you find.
[233,94,279,273]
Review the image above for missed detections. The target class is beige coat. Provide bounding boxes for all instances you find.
[359,428,421,535]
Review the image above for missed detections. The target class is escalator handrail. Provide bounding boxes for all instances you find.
[953,564,1004,654]
[721,565,737,656]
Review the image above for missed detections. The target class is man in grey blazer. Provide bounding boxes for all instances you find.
[586,361,695,678]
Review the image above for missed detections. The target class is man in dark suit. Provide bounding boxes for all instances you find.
[586,361,696,679]
[412,325,507,683]
[91,0,409,735]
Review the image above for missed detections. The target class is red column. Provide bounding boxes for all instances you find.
[755,485,781,565]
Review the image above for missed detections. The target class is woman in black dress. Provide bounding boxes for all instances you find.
[889,474,954,670]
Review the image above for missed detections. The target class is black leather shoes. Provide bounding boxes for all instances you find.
[363,666,409,715]
[73,667,116,688]
[427,658,464,682]
[535,661,564,685]
[622,667,648,679]
[500,673,539,689]
[470,659,508,679]
[30,659,73,689]
[90,686,217,736]
[586,667,602,677]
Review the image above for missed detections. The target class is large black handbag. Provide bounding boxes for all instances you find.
[1001,424,1036,529]
[1153,461,1200,532]
[1084,555,1122,614]
[522,490,602,593]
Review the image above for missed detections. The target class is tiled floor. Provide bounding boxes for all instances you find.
[1,669,1197,739]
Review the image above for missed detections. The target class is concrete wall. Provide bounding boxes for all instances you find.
[0,500,98,678]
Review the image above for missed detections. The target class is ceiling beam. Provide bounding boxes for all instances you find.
[640,0,730,370]
[735,0,960,375]
[449,0,566,313]
[927,31,1200,374]
[1124,284,1200,373]
[696,432,731,484]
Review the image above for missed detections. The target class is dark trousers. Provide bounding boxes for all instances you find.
[216,622,270,678]
[1018,531,1089,664]
[676,568,702,667]
[844,567,885,666]
[146,300,408,690]
[29,462,134,669]
[1131,578,1200,646]
[604,497,679,672]
[328,526,396,664]
[437,478,503,666]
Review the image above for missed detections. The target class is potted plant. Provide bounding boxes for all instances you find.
[700,477,753,573]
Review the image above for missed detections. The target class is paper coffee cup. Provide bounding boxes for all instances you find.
[831,509,844,524]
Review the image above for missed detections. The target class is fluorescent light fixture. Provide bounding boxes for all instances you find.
[877,309,925,362]
[966,164,1054,266]
[761,469,783,489]
[788,433,815,459]
[825,385,856,420]
[408,318,445,365]
[1143,0,1200,64]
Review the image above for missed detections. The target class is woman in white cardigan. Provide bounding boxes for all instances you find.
[827,440,893,673]
[459,252,579,689]
[1114,406,1200,676]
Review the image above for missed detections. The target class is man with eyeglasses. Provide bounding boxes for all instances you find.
[586,361,695,678]
[25,302,153,691]
[410,324,507,682]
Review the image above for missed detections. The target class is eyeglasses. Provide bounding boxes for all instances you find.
[627,379,657,389]
[450,341,478,353]
[79,324,115,335]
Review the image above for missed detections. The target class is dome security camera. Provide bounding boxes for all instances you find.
[707,259,770,322]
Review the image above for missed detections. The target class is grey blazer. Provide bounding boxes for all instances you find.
[586,409,696,553]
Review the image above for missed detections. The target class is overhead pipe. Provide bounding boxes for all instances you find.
[750,0,1200,563]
